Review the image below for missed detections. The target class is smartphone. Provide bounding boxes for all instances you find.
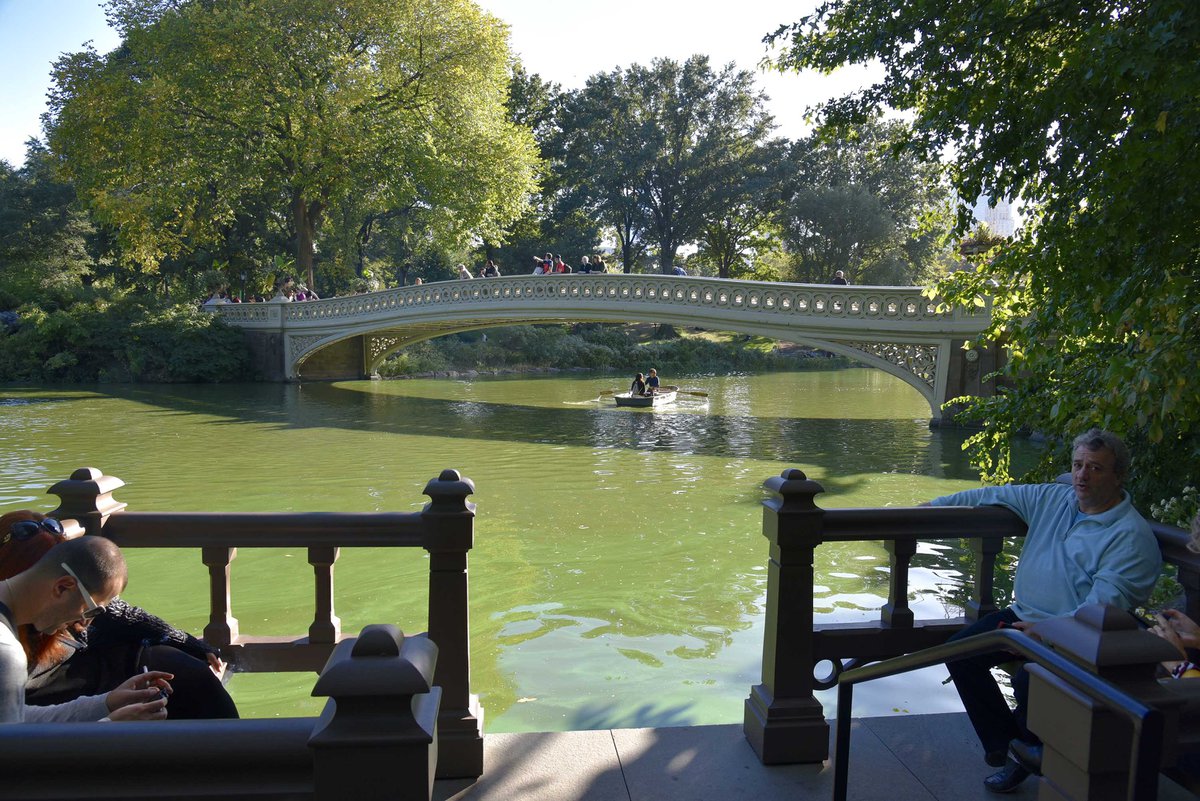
[1131,611,1156,629]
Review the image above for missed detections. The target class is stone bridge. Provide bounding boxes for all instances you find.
[212,274,998,423]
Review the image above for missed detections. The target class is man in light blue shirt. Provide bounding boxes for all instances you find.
[930,428,1160,793]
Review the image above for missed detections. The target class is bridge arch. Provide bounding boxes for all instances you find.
[215,275,997,423]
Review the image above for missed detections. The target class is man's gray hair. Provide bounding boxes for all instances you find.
[1072,428,1130,480]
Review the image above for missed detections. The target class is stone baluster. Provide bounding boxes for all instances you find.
[421,469,482,779]
[881,537,916,627]
[310,625,441,801]
[46,467,127,535]
[202,546,239,647]
[744,468,830,764]
[968,534,1005,621]
[308,546,341,644]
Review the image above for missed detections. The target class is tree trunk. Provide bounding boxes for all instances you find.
[659,237,677,274]
[292,191,318,289]
[620,238,635,273]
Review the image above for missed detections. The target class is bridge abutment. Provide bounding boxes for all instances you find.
[936,338,1006,426]
[242,331,287,382]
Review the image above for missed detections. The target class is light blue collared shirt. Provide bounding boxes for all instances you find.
[931,483,1161,621]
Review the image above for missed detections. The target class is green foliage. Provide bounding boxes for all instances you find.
[0,141,98,305]
[1151,487,1200,530]
[779,120,954,285]
[376,324,849,376]
[771,0,1200,502]
[0,294,251,383]
[557,56,777,273]
[47,0,539,286]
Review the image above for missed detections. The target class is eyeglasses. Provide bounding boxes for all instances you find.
[3,517,65,545]
[59,562,106,620]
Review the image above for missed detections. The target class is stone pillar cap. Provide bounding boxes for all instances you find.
[1031,604,1182,669]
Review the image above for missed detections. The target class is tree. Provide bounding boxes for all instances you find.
[694,139,788,279]
[557,69,652,273]
[484,65,601,272]
[770,0,1200,502]
[778,120,953,285]
[46,0,539,288]
[0,140,97,306]
[559,56,775,274]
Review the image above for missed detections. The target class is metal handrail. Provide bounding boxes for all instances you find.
[832,628,1164,801]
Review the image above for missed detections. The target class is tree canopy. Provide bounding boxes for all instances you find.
[781,119,953,285]
[770,0,1200,502]
[558,56,776,274]
[46,0,539,288]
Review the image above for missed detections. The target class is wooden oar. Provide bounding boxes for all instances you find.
[598,389,618,396]
[678,389,708,397]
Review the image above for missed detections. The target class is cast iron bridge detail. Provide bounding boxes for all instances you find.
[213,275,995,422]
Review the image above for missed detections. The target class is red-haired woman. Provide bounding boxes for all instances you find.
[0,510,238,719]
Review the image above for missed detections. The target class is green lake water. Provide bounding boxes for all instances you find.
[0,369,1001,730]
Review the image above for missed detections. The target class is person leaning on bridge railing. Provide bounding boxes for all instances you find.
[0,530,173,723]
[925,428,1162,794]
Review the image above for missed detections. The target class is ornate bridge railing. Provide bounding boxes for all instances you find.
[43,466,483,780]
[746,468,1200,765]
[218,275,977,330]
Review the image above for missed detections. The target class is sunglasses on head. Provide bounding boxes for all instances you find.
[60,562,107,620]
[3,517,65,545]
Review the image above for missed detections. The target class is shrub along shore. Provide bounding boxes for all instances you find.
[376,323,850,379]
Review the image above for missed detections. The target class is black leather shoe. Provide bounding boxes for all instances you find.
[984,759,1030,793]
[984,749,1008,768]
[1009,740,1043,775]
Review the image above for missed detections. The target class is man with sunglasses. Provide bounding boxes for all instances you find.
[0,535,172,723]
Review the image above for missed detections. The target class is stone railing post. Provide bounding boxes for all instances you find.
[421,469,482,779]
[309,625,441,801]
[881,538,916,627]
[967,534,1005,621]
[744,468,830,763]
[202,547,239,647]
[308,546,341,644]
[1026,605,1185,800]
[46,467,127,535]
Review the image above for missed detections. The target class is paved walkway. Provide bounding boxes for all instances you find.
[434,713,1194,801]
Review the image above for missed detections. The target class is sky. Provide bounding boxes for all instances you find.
[0,0,880,168]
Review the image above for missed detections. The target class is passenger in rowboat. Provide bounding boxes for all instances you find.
[646,368,660,393]
[630,373,647,396]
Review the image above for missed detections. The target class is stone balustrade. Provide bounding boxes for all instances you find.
[746,467,1200,766]
[43,466,483,780]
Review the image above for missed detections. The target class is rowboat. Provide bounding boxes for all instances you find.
[613,385,678,407]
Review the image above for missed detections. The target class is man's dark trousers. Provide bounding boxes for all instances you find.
[946,607,1035,757]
